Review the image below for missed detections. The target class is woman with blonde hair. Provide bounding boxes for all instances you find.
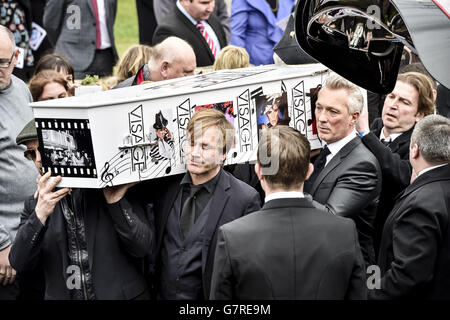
[114,44,153,83]
[213,45,250,71]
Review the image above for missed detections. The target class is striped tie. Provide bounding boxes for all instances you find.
[196,21,217,58]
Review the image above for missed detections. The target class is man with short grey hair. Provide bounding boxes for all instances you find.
[0,25,37,299]
[114,36,196,88]
[369,114,450,299]
[304,74,382,267]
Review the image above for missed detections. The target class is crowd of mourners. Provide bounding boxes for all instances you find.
[0,0,449,301]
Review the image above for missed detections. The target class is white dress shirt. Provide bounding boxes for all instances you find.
[265,191,304,203]
[97,0,112,49]
[325,130,358,166]
[380,128,402,143]
[417,163,447,177]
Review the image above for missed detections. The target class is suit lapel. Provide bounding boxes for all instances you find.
[155,180,182,255]
[201,171,231,271]
[175,7,215,61]
[388,126,413,153]
[310,137,360,195]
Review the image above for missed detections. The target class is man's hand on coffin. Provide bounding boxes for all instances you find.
[34,172,71,225]
[103,181,139,204]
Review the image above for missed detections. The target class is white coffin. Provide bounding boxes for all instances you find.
[31,64,329,188]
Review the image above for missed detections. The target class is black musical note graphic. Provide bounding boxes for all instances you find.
[100,162,114,185]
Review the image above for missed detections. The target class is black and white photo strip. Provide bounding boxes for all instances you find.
[36,118,97,178]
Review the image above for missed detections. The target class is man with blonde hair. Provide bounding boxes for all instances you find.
[304,74,381,267]
[144,108,260,299]
[210,126,367,299]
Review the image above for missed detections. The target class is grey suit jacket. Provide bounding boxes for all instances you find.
[210,197,367,300]
[43,0,118,73]
[304,136,382,266]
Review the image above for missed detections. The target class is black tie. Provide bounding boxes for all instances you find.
[381,138,390,146]
[308,146,331,185]
[180,185,202,238]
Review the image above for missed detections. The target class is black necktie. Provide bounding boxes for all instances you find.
[180,185,202,238]
[381,138,390,146]
[308,146,331,185]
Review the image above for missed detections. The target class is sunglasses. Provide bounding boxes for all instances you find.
[24,148,39,161]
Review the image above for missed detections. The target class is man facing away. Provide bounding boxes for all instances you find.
[303,74,382,267]
[210,126,367,299]
[141,109,261,299]
[369,115,450,299]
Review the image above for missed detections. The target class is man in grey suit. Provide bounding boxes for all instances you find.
[210,126,367,300]
[304,74,382,267]
[43,0,118,79]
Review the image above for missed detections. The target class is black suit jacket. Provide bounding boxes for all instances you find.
[146,170,261,299]
[365,118,414,255]
[210,197,367,299]
[152,6,227,67]
[9,189,152,300]
[369,164,450,299]
[304,136,382,266]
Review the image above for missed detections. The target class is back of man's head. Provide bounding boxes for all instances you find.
[257,126,310,190]
[411,114,450,165]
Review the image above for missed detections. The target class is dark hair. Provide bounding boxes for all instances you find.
[29,70,70,101]
[257,126,310,189]
[33,54,75,82]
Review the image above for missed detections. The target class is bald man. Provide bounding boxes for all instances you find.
[114,36,196,88]
[0,25,36,299]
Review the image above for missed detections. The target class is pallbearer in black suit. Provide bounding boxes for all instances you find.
[369,115,450,299]
[304,74,381,267]
[357,72,436,255]
[145,109,261,300]
[210,126,367,299]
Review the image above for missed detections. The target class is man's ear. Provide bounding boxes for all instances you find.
[415,112,425,123]
[351,111,360,126]
[305,163,314,181]
[254,162,264,182]
[160,61,169,79]
[410,143,420,160]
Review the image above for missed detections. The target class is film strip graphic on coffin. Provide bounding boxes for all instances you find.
[35,118,97,178]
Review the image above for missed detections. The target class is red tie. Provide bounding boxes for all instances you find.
[196,21,217,58]
[91,0,101,49]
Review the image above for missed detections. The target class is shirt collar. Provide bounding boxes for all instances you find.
[180,168,222,193]
[417,163,448,177]
[176,0,199,25]
[380,128,402,142]
[326,129,358,157]
[265,191,304,203]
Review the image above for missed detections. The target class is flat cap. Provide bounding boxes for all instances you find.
[16,119,38,145]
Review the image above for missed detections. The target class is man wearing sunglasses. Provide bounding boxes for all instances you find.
[0,26,37,300]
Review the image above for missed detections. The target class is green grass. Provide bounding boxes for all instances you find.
[114,0,139,60]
